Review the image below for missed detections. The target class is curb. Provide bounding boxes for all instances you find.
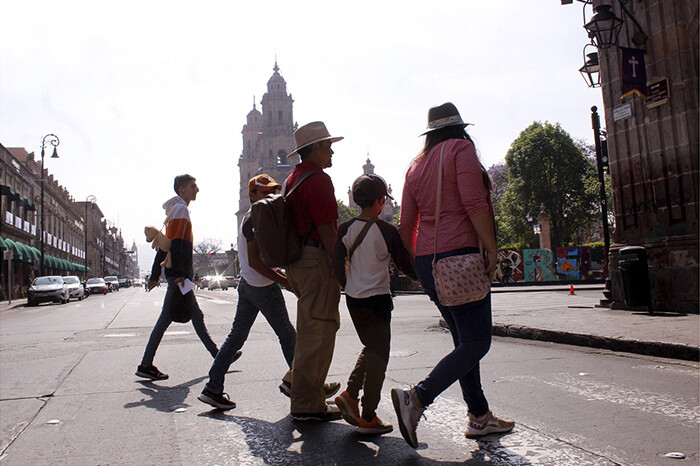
[492,323,699,362]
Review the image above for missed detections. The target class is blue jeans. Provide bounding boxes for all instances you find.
[141,278,219,366]
[414,247,492,417]
[205,278,296,394]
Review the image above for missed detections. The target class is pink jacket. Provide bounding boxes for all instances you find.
[399,138,492,257]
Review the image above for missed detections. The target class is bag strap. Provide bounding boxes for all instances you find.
[281,170,322,199]
[432,143,482,265]
[347,218,377,263]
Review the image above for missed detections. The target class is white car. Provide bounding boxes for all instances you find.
[62,275,85,301]
[27,276,69,306]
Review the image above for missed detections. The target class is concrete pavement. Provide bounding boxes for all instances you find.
[2,284,697,361]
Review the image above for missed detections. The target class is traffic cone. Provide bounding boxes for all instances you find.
[569,284,575,295]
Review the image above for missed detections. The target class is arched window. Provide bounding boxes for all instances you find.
[278,150,287,165]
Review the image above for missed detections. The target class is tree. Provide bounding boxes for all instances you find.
[193,238,223,273]
[487,163,510,246]
[337,200,359,224]
[499,121,599,248]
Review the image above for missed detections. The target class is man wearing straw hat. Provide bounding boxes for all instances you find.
[282,121,344,422]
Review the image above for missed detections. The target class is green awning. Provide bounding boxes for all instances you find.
[28,246,41,262]
[4,239,23,260]
[44,255,56,269]
[0,237,7,250]
[15,243,33,263]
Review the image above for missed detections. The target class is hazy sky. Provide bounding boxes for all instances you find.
[0,0,603,274]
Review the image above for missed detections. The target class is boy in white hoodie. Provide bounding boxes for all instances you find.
[136,174,225,380]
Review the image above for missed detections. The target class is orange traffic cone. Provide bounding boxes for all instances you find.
[569,284,575,295]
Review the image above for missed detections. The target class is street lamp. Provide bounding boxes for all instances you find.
[102,219,112,276]
[583,4,623,48]
[579,45,601,88]
[591,106,611,278]
[39,134,59,276]
[84,195,96,279]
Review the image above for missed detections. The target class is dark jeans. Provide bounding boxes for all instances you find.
[346,294,393,421]
[413,247,492,417]
[141,278,219,366]
[205,278,296,394]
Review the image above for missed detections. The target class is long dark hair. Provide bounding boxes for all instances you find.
[416,126,492,192]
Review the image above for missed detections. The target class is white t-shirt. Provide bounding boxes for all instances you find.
[237,211,274,287]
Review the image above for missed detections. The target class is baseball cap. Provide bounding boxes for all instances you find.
[352,174,393,204]
[248,174,281,194]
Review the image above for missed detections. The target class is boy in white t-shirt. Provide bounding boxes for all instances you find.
[198,174,297,410]
[331,174,417,434]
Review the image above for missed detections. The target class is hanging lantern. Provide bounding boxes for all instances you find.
[583,4,623,48]
[579,45,601,88]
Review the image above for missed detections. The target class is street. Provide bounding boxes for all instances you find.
[0,287,698,465]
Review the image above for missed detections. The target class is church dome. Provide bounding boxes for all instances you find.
[267,61,287,90]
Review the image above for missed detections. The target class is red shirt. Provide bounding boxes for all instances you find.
[286,161,338,242]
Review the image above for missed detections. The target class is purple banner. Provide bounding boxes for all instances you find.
[621,47,647,98]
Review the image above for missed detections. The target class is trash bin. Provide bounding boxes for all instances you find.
[618,246,651,307]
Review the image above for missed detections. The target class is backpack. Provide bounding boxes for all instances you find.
[250,170,321,267]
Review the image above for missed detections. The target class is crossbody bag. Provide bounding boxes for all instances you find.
[431,143,491,306]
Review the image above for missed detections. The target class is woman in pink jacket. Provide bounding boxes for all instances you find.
[391,103,514,448]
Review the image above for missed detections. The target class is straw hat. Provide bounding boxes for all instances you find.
[286,121,344,158]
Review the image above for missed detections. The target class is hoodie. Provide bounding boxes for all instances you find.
[162,195,194,279]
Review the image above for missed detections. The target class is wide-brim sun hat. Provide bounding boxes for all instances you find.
[286,121,344,158]
[421,102,472,135]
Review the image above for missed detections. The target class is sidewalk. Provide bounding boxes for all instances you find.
[487,285,699,361]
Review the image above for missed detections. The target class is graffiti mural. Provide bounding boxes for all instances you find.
[523,249,556,282]
[494,250,523,284]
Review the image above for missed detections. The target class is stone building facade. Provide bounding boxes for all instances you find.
[236,63,299,228]
[593,1,698,312]
[0,142,135,299]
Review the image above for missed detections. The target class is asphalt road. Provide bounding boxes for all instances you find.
[0,287,697,465]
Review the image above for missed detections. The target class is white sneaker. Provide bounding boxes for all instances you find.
[465,410,515,438]
[391,387,424,448]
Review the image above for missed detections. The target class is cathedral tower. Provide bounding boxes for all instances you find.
[237,62,299,228]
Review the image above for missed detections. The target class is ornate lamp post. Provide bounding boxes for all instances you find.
[591,106,611,278]
[39,134,59,276]
[84,195,96,279]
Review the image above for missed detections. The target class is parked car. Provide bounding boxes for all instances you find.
[224,276,239,288]
[118,278,132,288]
[27,276,69,306]
[86,278,109,295]
[199,276,211,289]
[104,276,119,292]
[62,275,85,301]
[207,276,229,291]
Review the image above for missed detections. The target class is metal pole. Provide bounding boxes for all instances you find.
[40,146,45,276]
[591,106,611,277]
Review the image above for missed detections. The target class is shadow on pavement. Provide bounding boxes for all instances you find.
[198,411,525,465]
[123,376,208,413]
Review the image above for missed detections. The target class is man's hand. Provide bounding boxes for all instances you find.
[174,277,184,286]
[147,280,157,291]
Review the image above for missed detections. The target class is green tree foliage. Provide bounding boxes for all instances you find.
[337,200,359,224]
[500,122,599,248]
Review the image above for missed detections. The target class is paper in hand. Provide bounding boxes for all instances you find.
[178,278,195,295]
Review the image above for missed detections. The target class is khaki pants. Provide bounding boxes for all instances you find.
[286,246,340,413]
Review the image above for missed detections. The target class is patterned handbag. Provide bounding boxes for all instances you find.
[431,143,491,306]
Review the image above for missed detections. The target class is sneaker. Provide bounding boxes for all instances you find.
[334,391,360,426]
[465,410,514,438]
[198,389,236,410]
[290,404,343,422]
[391,387,424,448]
[279,381,341,399]
[356,415,393,435]
[135,364,169,380]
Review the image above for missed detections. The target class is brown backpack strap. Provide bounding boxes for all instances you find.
[347,218,377,262]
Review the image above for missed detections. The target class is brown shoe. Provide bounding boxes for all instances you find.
[465,410,514,438]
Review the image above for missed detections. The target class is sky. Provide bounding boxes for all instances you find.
[0,0,603,275]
